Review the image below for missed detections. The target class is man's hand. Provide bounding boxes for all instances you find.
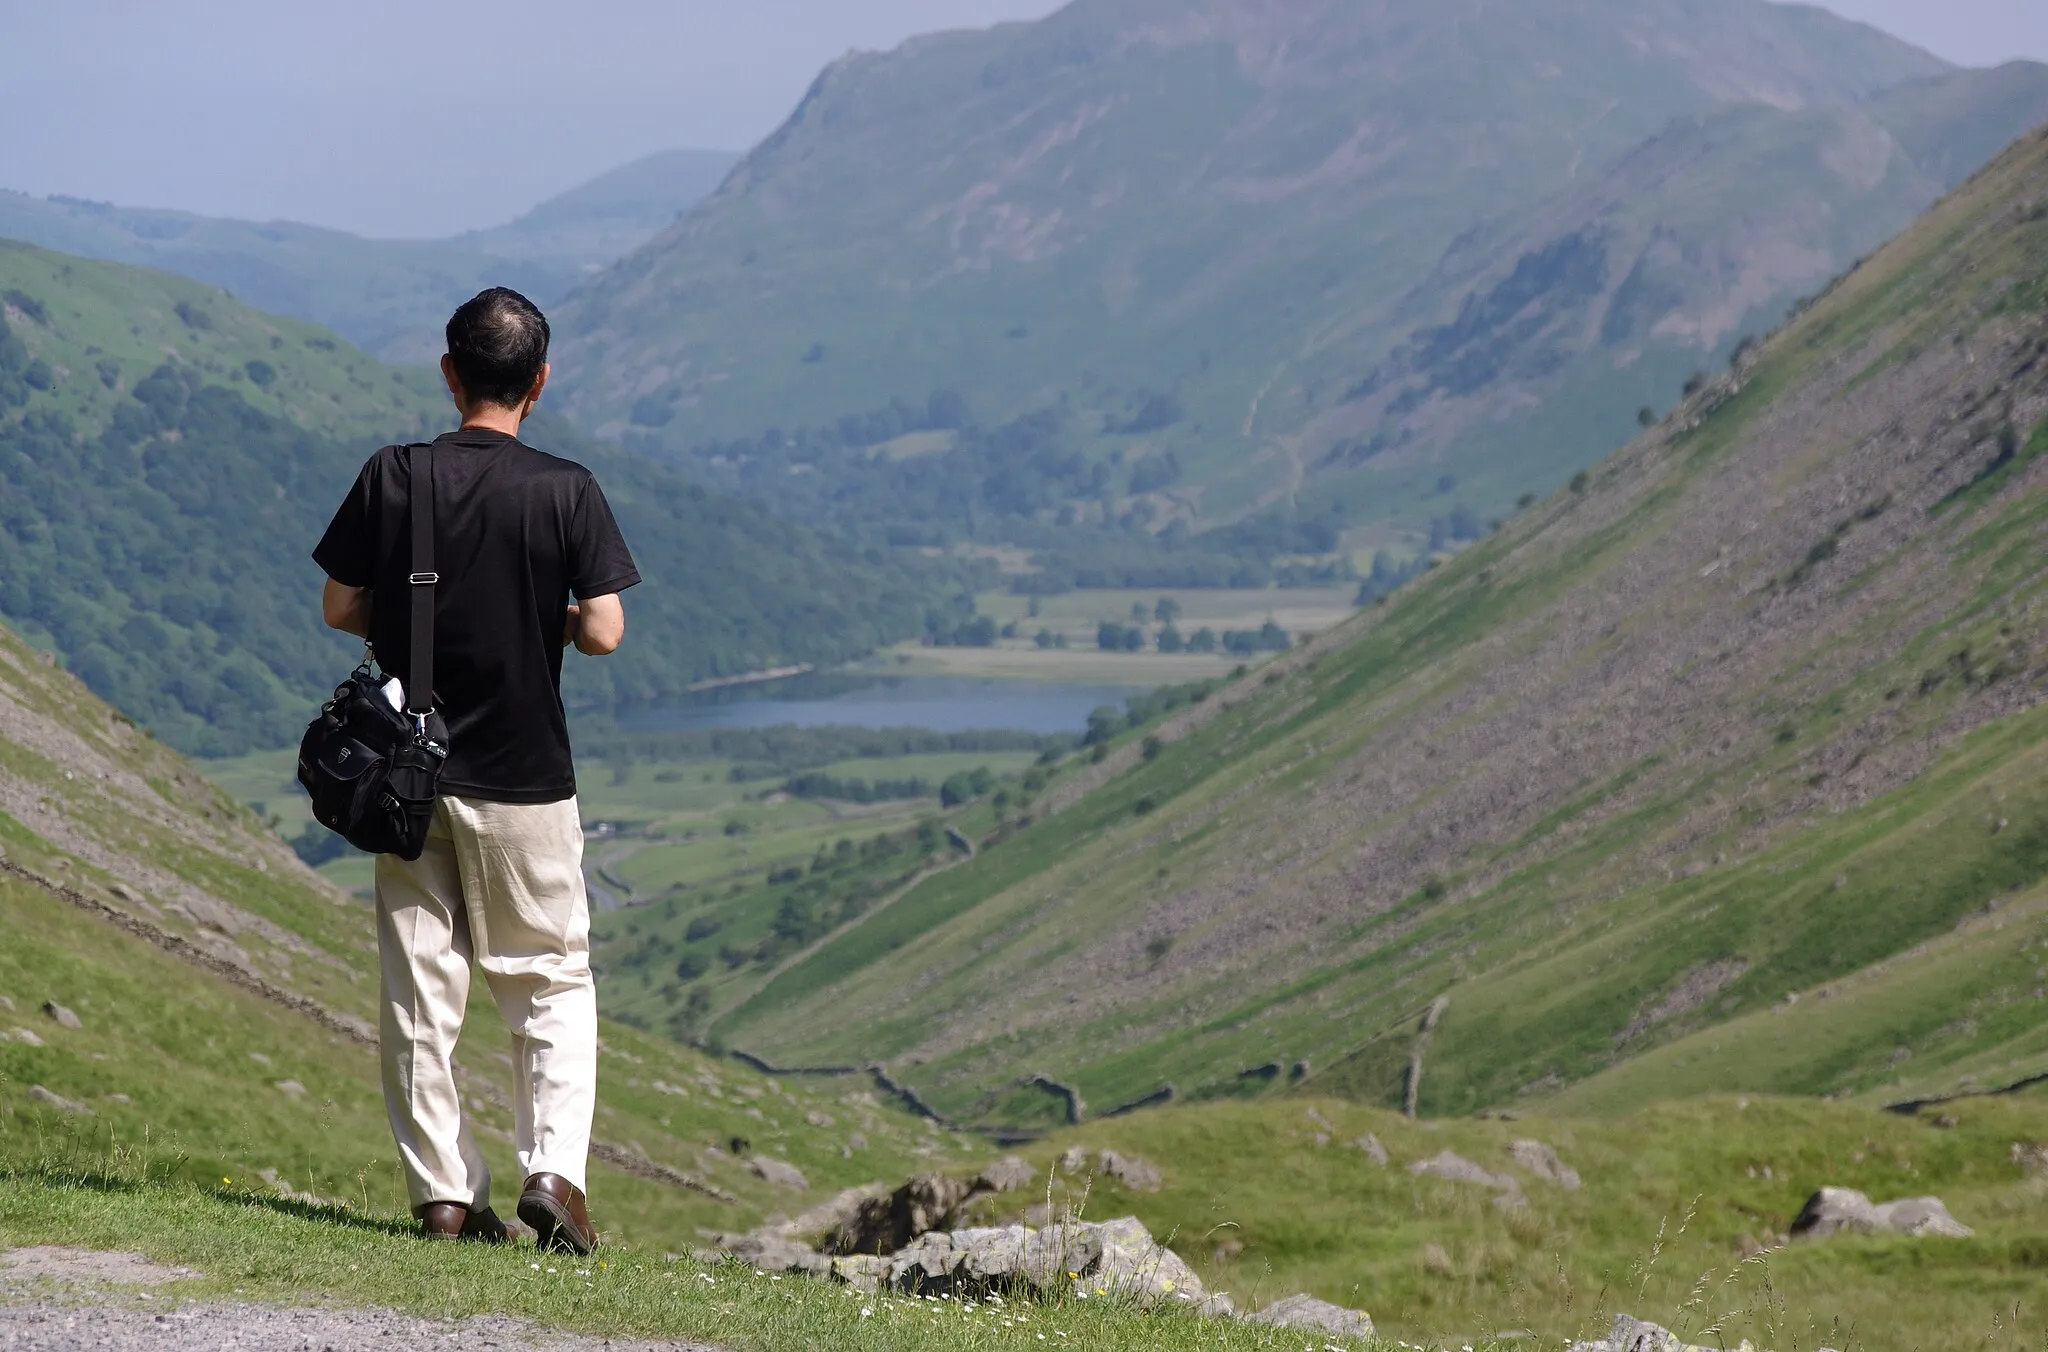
[564,594,625,656]
[322,578,372,639]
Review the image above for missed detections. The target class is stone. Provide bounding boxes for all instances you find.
[1083,1216,1204,1305]
[1055,1146,1087,1173]
[886,1232,962,1295]
[274,1080,308,1099]
[975,1154,1037,1193]
[2012,1141,2048,1175]
[1509,1138,1582,1189]
[749,1157,809,1190]
[110,883,145,906]
[1095,1149,1163,1191]
[722,1231,831,1277]
[1567,1313,1755,1352]
[1790,1187,1971,1239]
[7,1028,44,1047]
[40,1001,81,1030]
[827,1172,976,1255]
[0,995,13,1012]
[27,1085,91,1115]
[1248,1293,1375,1338]
[1351,1133,1389,1167]
[1409,1149,1524,1205]
[829,1253,887,1292]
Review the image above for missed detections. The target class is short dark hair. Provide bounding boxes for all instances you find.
[445,287,550,408]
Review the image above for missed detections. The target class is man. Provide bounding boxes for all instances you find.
[313,287,638,1253]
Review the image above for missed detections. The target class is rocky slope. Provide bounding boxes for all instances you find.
[715,120,2048,1123]
[552,0,2046,550]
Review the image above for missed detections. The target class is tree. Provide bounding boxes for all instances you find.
[1154,597,1182,624]
[1130,601,1150,623]
[1636,406,1657,428]
[1188,628,1218,653]
[1156,625,1185,654]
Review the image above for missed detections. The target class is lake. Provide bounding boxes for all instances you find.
[610,674,1148,736]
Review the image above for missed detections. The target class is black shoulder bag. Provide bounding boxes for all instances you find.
[297,444,450,861]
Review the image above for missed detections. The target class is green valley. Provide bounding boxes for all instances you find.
[702,119,2048,1136]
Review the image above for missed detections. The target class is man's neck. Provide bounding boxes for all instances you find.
[457,403,526,437]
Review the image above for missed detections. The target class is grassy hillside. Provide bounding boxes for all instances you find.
[0,616,988,1253]
[707,120,2048,1128]
[552,0,2048,570]
[0,147,736,360]
[0,241,950,754]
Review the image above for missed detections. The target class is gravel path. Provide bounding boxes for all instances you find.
[0,1248,719,1351]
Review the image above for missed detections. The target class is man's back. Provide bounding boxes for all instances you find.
[314,426,639,803]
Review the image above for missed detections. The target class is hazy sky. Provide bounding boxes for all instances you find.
[2,0,2045,239]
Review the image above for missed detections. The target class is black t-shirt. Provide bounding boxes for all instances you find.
[313,428,640,804]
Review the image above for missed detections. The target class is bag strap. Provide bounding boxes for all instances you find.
[406,443,438,718]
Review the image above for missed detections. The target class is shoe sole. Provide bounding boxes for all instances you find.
[518,1191,593,1255]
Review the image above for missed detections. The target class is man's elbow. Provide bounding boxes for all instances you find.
[576,596,626,655]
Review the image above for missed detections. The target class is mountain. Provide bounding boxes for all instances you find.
[703,119,2048,1125]
[0,147,737,360]
[551,0,2048,568]
[0,240,943,755]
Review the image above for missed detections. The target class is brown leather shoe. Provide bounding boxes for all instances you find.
[416,1202,510,1244]
[417,1201,467,1241]
[517,1173,596,1254]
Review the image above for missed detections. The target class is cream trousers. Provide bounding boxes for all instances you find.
[374,794,596,1211]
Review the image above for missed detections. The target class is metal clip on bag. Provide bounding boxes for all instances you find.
[297,444,448,860]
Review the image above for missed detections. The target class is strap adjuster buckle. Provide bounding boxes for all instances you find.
[409,572,440,586]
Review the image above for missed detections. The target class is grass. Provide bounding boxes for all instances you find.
[0,1162,1358,1352]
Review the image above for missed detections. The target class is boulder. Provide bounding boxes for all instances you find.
[1351,1133,1389,1167]
[1568,1313,1755,1352]
[1509,1138,1582,1189]
[1084,1216,1204,1304]
[26,1085,91,1115]
[1095,1149,1163,1191]
[975,1155,1037,1193]
[1791,1187,1971,1239]
[274,1080,308,1099]
[827,1172,976,1255]
[829,1253,888,1292]
[1249,1293,1375,1338]
[721,1231,831,1277]
[749,1157,809,1190]
[6,1028,45,1047]
[1410,1149,1524,1206]
[40,1001,81,1030]
[886,1232,963,1295]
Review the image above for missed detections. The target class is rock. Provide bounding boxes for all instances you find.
[27,1085,91,1115]
[749,1157,808,1190]
[1248,1293,1375,1338]
[274,1080,308,1099]
[827,1172,976,1254]
[0,995,13,1012]
[1084,1216,1203,1304]
[106,1094,130,1105]
[886,1232,962,1294]
[1095,1149,1163,1191]
[1567,1313,1750,1352]
[1509,1138,1582,1189]
[7,1027,45,1047]
[41,1001,81,1030]
[2012,1141,2048,1175]
[779,1184,884,1243]
[975,1154,1037,1193]
[1409,1149,1524,1205]
[829,1253,888,1292]
[110,883,145,906]
[1873,1196,1972,1237]
[248,1052,272,1067]
[1055,1146,1088,1173]
[722,1231,832,1277]
[1790,1187,1971,1239]
[1350,1133,1388,1166]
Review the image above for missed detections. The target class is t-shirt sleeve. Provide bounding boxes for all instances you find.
[567,473,642,600]
[312,455,380,588]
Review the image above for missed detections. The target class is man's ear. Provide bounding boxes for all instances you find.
[525,362,551,411]
[440,354,464,405]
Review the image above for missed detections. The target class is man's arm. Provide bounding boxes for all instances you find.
[322,578,372,639]
[564,593,625,656]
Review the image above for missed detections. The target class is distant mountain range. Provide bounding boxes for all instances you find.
[545,0,2048,565]
[0,147,738,362]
